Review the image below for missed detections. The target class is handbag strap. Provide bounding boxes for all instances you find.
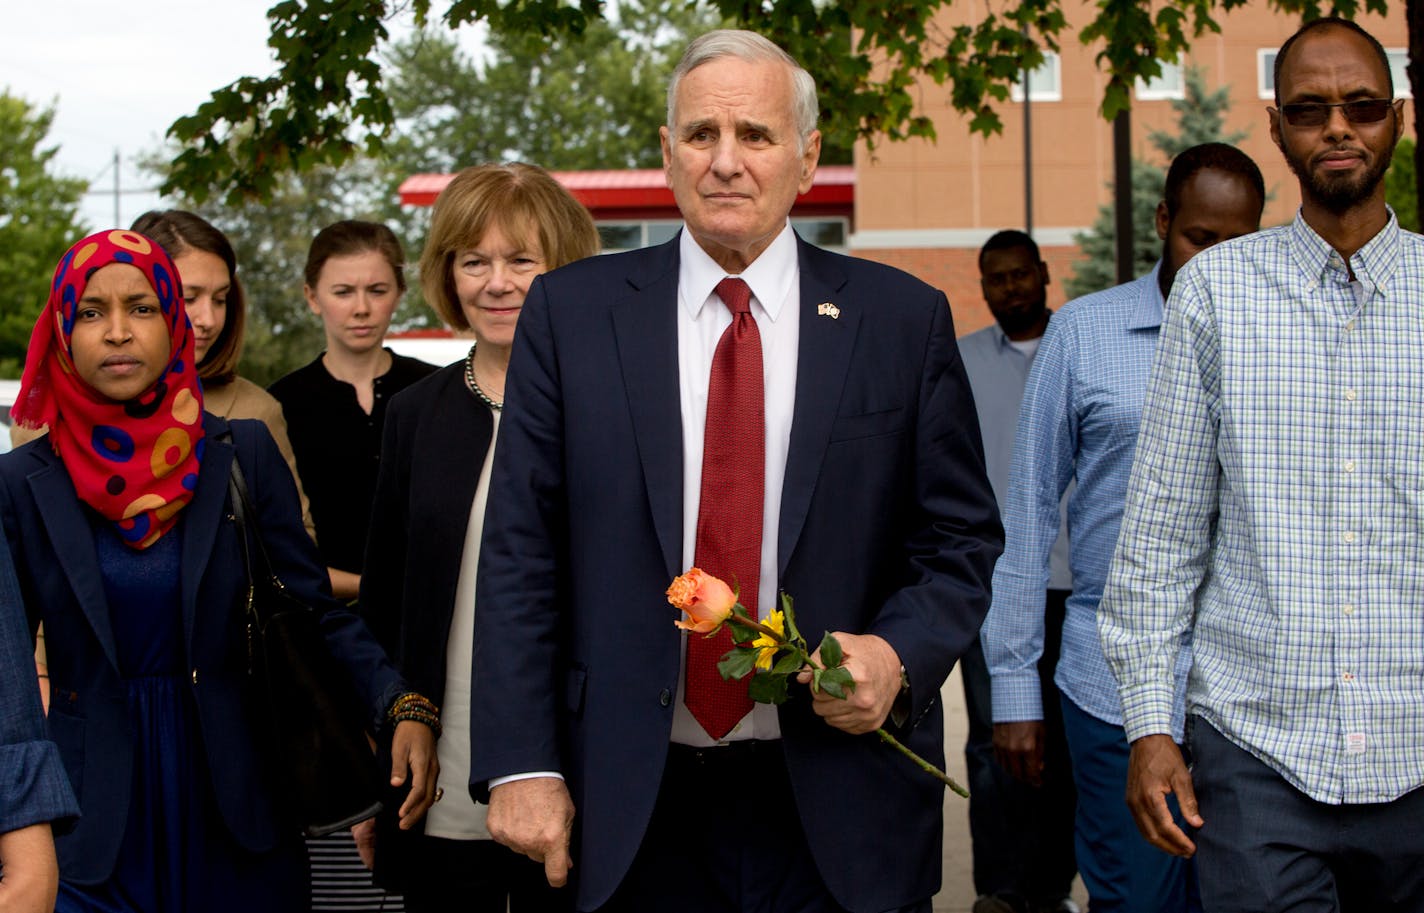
[222,431,286,631]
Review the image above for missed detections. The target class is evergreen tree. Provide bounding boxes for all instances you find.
[1065,67,1249,298]
[1386,137,1418,232]
[0,92,89,376]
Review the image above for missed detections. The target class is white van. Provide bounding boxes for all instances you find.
[0,380,22,455]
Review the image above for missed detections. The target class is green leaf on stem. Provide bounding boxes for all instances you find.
[771,649,805,676]
[748,671,790,704]
[817,666,856,700]
[781,592,804,646]
[819,632,845,669]
[717,648,758,682]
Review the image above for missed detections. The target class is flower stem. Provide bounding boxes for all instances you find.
[726,614,786,642]
[876,728,969,798]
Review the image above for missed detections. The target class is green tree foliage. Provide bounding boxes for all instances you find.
[162,0,1389,205]
[383,1,733,173]
[0,92,89,377]
[148,155,416,387]
[1386,136,1418,231]
[1065,66,1249,298]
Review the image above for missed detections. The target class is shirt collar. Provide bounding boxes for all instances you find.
[1126,260,1166,330]
[1288,207,1400,297]
[679,222,797,321]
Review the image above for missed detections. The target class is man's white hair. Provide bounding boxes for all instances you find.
[666,29,819,151]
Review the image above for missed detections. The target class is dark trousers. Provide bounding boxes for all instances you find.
[1189,716,1424,913]
[961,588,1077,904]
[399,835,567,913]
[1059,694,1198,913]
[598,740,931,913]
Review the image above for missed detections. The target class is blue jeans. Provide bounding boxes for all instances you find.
[1189,716,1424,913]
[1058,694,1197,913]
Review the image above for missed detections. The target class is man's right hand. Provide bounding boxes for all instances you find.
[993,720,1046,786]
[487,777,575,887]
[1126,734,1202,857]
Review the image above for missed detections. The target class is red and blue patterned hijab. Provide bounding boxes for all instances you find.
[14,229,205,549]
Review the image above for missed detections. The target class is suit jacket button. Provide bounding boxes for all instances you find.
[191,668,199,685]
[659,688,671,707]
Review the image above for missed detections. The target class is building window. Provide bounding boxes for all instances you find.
[790,218,848,249]
[597,221,683,252]
[1010,52,1062,103]
[1136,62,1184,101]
[1260,48,1411,99]
[597,218,847,252]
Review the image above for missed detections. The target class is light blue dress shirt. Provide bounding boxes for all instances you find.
[958,322,1071,592]
[984,263,1190,731]
[1101,213,1424,804]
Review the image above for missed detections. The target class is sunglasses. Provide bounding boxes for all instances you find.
[1277,98,1394,127]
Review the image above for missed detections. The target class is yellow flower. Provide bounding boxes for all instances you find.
[668,568,738,634]
[750,609,786,670]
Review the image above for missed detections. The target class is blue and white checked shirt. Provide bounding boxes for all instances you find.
[985,263,1191,731]
[1100,212,1424,804]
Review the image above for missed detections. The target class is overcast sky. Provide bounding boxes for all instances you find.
[0,1,468,230]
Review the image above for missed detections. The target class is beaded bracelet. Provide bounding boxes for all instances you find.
[388,692,442,739]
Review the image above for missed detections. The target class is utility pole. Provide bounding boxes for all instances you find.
[113,149,121,227]
[1113,110,1133,284]
[1023,42,1034,236]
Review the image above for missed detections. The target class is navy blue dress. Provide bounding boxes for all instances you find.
[55,521,307,913]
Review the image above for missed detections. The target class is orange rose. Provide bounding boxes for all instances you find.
[669,568,738,633]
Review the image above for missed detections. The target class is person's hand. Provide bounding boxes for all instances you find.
[1126,733,1202,857]
[351,818,377,870]
[993,720,1046,787]
[0,823,59,913]
[390,720,438,829]
[487,778,575,888]
[795,632,900,734]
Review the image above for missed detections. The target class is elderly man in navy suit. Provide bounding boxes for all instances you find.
[469,29,1003,913]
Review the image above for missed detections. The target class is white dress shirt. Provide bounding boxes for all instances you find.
[670,223,801,746]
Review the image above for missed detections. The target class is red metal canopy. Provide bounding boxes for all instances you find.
[398,165,854,220]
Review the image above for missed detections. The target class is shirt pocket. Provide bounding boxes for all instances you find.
[1386,385,1424,491]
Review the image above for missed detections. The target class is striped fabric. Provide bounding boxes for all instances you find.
[1101,212,1424,805]
[307,832,403,912]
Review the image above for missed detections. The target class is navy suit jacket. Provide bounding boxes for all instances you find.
[470,234,1003,912]
[0,414,407,884]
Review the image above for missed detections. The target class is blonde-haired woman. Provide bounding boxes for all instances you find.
[360,163,599,912]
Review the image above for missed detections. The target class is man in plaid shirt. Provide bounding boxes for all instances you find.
[1100,17,1424,911]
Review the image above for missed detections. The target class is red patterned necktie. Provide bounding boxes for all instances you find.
[685,277,764,740]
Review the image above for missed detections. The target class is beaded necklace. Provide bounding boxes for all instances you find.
[463,343,504,412]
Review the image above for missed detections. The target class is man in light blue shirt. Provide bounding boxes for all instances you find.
[1100,19,1424,910]
[959,230,1077,913]
[984,143,1264,913]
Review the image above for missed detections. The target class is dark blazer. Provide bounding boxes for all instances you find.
[0,414,408,884]
[470,234,1004,912]
[359,363,492,890]
[361,362,493,707]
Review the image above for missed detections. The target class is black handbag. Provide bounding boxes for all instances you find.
[227,451,384,837]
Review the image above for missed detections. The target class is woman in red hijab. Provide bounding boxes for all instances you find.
[2,230,438,913]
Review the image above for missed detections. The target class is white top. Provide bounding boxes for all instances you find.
[425,409,500,839]
[670,224,801,746]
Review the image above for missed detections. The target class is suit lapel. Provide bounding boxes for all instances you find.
[779,240,856,574]
[611,241,684,579]
[181,416,234,658]
[28,455,122,672]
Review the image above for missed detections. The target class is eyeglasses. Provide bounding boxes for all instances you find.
[1277,98,1394,127]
